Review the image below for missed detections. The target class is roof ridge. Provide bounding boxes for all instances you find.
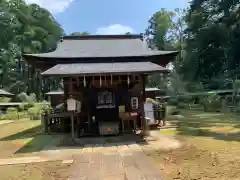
[62,34,143,41]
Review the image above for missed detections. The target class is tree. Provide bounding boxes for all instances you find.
[182,0,240,82]
[0,0,64,99]
[145,8,175,50]
[145,8,186,90]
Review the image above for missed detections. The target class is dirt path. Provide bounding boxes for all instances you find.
[68,143,162,180]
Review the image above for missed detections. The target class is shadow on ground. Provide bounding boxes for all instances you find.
[0,125,65,154]
[58,133,148,148]
[0,126,42,141]
[0,125,147,154]
[167,110,240,142]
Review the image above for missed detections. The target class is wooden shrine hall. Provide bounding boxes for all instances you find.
[23,34,178,138]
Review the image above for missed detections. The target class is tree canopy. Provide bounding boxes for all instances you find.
[0,0,64,98]
[145,1,240,91]
[1,0,239,99]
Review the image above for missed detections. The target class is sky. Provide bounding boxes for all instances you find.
[25,0,190,35]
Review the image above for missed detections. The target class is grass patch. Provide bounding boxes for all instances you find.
[0,120,65,158]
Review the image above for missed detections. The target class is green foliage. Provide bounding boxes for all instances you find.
[203,93,222,112]
[27,106,40,120]
[18,92,37,107]
[167,98,178,106]
[233,80,240,92]
[27,101,51,120]
[6,107,18,113]
[145,8,185,51]
[18,92,29,102]
[178,95,193,103]
[181,0,240,81]
[0,101,51,121]
[40,100,52,115]
[145,8,187,91]
[0,0,64,97]
[5,107,19,120]
[0,97,11,102]
[28,93,37,105]
[146,2,240,96]
[166,105,180,115]
[207,93,221,103]
[0,107,23,120]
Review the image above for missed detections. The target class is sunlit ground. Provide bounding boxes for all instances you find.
[145,110,240,180]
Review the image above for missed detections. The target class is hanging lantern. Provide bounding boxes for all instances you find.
[100,76,102,87]
[83,76,86,87]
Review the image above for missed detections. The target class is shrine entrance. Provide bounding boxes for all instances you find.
[95,90,118,121]
[24,34,178,138]
[91,89,121,135]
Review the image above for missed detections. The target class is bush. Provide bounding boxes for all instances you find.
[0,97,11,102]
[18,112,29,119]
[203,93,221,112]
[178,95,193,103]
[5,107,19,120]
[27,101,52,120]
[168,98,178,106]
[6,107,18,114]
[17,92,37,107]
[166,106,180,115]
[28,93,37,105]
[18,103,33,111]
[28,106,40,120]
[40,100,52,115]
[177,103,188,109]
[18,92,29,102]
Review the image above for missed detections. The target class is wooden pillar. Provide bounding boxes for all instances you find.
[43,114,48,133]
[71,111,75,139]
[63,77,69,111]
[141,75,146,102]
[76,114,80,138]
[140,75,149,136]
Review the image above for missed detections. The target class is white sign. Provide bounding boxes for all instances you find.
[131,97,139,110]
[143,103,155,125]
[67,98,76,111]
[130,112,138,116]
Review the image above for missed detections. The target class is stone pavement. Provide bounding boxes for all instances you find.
[0,156,49,165]
[68,142,162,180]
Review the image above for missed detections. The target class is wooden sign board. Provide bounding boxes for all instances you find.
[67,98,76,111]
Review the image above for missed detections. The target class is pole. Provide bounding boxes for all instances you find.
[71,111,74,139]
[141,75,149,136]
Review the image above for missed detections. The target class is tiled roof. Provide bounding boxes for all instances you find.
[23,35,178,58]
[41,62,168,76]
